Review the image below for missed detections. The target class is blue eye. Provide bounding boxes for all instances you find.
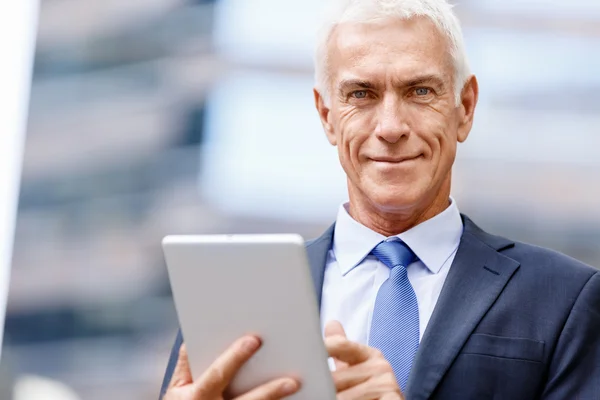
[352,90,368,99]
[415,88,431,96]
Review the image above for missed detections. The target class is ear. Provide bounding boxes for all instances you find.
[314,88,337,146]
[456,75,479,143]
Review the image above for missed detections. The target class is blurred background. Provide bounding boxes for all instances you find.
[1,0,600,398]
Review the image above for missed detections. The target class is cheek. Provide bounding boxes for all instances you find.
[336,107,373,162]
[411,111,454,159]
[407,110,457,180]
[428,132,457,183]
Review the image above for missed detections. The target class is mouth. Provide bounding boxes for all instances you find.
[369,154,423,164]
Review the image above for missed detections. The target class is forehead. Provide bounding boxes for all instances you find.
[328,17,452,84]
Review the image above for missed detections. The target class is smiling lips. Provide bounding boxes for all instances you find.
[369,155,422,164]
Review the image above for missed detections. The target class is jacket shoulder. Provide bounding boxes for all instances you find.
[503,240,598,285]
[463,214,597,284]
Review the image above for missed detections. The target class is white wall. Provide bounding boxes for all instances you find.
[0,0,39,358]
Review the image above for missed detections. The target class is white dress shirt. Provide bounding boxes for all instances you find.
[320,199,463,344]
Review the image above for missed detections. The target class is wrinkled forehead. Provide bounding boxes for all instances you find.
[326,16,454,84]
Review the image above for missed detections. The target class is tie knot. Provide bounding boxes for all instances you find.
[371,240,417,270]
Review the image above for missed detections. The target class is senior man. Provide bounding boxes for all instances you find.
[160,0,600,399]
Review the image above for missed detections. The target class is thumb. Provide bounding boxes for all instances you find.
[169,343,194,388]
[324,321,348,370]
[324,320,347,338]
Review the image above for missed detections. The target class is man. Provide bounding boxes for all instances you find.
[160,0,600,399]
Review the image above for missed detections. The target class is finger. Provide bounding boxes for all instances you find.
[325,336,373,365]
[235,377,301,400]
[168,343,193,388]
[331,356,349,371]
[324,320,346,338]
[334,357,395,392]
[381,393,404,400]
[331,361,378,392]
[324,321,349,370]
[337,373,401,400]
[194,336,261,395]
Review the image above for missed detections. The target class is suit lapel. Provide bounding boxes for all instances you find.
[305,224,335,307]
[306,218,520,400]
[405,216,520,400]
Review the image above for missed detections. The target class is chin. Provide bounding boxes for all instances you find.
[367,185,424,213]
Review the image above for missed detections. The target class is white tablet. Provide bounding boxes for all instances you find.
[162,234,336,400]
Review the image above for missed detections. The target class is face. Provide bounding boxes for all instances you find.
[315,17,478,218]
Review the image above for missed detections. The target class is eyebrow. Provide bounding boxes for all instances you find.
[404,74,446,88]
[337,79,377,95]
[337,74,446,95]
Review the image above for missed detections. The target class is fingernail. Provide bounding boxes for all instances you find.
[243,337,260,352]
[280,379,299,395]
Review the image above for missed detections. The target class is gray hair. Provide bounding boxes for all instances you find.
[314,0,471,106]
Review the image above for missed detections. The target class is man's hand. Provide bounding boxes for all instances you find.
[164,336,301,400]
[325,321,403,400]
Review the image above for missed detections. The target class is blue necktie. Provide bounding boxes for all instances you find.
[368,240,419,391]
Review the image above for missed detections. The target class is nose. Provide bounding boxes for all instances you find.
[374,95,410,144]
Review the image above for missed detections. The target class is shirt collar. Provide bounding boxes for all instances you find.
[332,198,464,276]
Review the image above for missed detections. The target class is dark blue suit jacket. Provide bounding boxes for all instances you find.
[160,215,600,399]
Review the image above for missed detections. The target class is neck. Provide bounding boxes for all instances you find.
[347,178,452,237]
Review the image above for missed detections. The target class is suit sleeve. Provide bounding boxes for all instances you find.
[159,330,184,400]
[542,271,600,399]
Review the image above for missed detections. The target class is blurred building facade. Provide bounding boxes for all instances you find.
[2,0,600,399]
